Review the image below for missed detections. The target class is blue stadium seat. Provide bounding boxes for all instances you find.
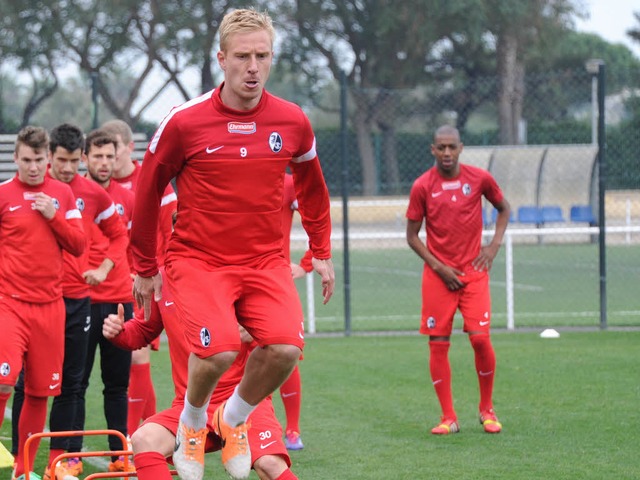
[517,206,542,224]
[540,205,565,223]
[570,204,596,224]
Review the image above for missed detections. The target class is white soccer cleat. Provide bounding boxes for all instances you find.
[172,420,207,480]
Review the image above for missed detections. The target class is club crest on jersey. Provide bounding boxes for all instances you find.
[200,327,211,347]
[462,183,471,196]
[76,197,85,211]
[228,122,256,134]
[269,132,283,153]
[0,362,9,377]
[52,198,60,210]
[116,203,125,216]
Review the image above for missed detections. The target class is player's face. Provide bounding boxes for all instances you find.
[431,133,463,178]
[49,146,82,183]
[84,143,116,186]
[14,143,48,186]
[112,133,133,177]
[217,29,273,111]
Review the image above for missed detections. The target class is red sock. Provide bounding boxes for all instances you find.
[280,365,302,433]
[276,468,299,480]
[134,451,172,480]
[0,391,10,430]
[128,363,153,434]
[428,341,456,420]
[469,334,496,412]
[14,395,48,475]
[142,379,157,421]
[48,448,65,467]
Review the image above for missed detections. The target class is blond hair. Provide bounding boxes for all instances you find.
[219,8,275,51]
[101,119,133,144]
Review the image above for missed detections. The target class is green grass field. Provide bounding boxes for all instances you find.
[3,330,639,479]
[296,243,640,333]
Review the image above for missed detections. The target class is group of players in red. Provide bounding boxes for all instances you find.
[0,7,510,480]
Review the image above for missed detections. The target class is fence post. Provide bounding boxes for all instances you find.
[306,273,316,334]
[340,69,352,336]
[506,233,515,330]
[596,62,607,330]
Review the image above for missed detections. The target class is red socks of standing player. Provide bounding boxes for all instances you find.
[134,451,173,480]
[280,365,302,434]
[469,333,496,412]
[128,363,156,435]
[13,395,48,476]
[428,340,456,420]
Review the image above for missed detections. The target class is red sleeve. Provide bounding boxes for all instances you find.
[109,301,164,351]
[48,211,85,257]
[156,185,177,265]
[298,249,314,273]
[290,157,332,260]
[131,120,184,277]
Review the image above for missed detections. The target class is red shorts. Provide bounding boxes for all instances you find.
[419,265,492,336]
[0,295,65,396]
[165,258,305,358]
[144,397,290,467]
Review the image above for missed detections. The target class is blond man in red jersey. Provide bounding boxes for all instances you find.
[406,125,511,435]
[130,9,334,480]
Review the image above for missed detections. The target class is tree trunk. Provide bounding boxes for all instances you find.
[352,92,378,195]
[496,31,521,145]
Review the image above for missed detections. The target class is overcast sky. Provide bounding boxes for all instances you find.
[574,0,640,58]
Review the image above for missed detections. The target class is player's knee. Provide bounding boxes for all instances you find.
[0,384,12,395]
[469,333,492,352]
[253,454,288,480]
[130,423,172,455]
[267,344,301,366]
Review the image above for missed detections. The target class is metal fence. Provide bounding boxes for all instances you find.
[284,63,640,334]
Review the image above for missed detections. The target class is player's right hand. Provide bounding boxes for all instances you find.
[133,272,163,321]
[436,264,466,291]
[103,303,125,339]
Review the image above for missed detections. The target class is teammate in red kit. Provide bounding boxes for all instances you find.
[67,130,136,474]
[406,125,510,435]
[102,269,299,480]
[0,126,85,480]
[279,173,313,451]
[9,123,129,480]
[130,9,334,480]
[101,119,177,437]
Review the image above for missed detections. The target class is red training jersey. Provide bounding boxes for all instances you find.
[48,171,129,299]
[406,164,504,270]
[109,270,253,406]
[0,174,85,303]
[130,83,331,277]
[88,180,135,303]
[114,160,176,266]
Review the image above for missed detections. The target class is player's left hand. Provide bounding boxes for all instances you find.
[472,245,498,272]
[312,257,335,304]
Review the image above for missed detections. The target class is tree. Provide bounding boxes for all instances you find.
[279,0,441,195]
[0,0,64,127]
